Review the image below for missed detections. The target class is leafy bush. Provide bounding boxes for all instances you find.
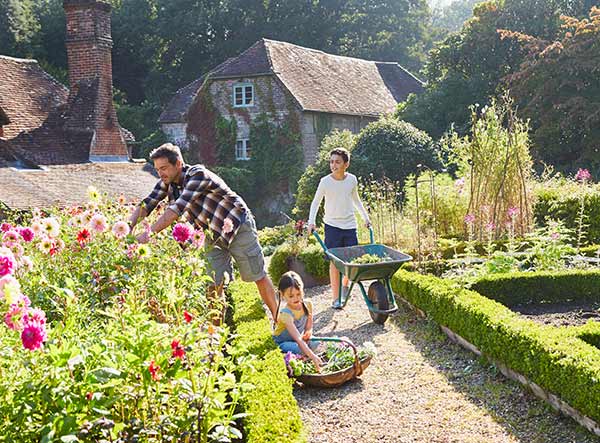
[293,129,356,221]
[351,116,438,184]
[268,241,328,284]
[534,178,600,245]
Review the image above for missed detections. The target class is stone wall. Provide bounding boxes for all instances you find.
[161,123,189,150]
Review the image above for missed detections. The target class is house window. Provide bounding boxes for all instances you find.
[236,139,251,160]
[233,83,254,107]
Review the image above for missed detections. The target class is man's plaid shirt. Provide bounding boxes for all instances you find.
[142,164,248,245]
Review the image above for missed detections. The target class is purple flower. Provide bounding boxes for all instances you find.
[485,222,496,232]
[575,168,591,182]
[172,223,193,243]
[550,232,560,241]
[464,214,475,225]
[284,351,299,365]
[507,207,519,218]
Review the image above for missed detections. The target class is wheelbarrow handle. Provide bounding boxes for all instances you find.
[312,230,328,252]
[312,227,375,251]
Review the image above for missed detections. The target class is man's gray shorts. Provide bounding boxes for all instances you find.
[205,215,266,284]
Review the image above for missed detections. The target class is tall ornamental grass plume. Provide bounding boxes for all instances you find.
[0,190,252,442]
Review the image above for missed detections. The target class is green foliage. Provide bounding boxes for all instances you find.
[392,269,600,424]
[115,98,166,159]
[471,269,600,307]
[248,113,303,195]
[268,242,328,285]
[503,8,600,173]
[229,281,305,443]
[352,116,438,184]
[293,130,357,221]
[441,97,533,238]
[213,165,255,205]
[534,178,600,244]
[215,116,238,164]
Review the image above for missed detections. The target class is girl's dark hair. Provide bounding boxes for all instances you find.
[274,271,307,324]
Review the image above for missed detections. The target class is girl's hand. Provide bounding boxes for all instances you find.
[311,354,324,372]
[302,329,312,341]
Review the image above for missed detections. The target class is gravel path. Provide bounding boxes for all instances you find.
[295,284,599,443]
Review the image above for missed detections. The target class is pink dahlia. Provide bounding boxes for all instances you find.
[112,221,130,239]
[2,230,20,247]
[192,230,205,248]
[0,223,12,232]
[172,223,193,243]
[90,213,108,233]
[24,308,46,325]
[18,227,35,243]
[21,320,47,350]
[0,253,16,277]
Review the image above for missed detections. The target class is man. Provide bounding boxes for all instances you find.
[129,143,278,319]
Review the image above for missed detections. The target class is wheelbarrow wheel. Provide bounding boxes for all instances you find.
[367,281,389,325]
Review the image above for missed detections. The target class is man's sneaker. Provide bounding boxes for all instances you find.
[331,299,343,310]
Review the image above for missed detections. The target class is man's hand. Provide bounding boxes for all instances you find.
[136,231,151,244]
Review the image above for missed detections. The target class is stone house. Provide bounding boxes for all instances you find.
[159,38,424,166]
[0,0,156,212]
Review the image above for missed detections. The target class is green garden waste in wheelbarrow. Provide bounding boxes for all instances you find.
[313,228,412,324]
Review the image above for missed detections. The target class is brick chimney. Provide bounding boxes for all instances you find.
[63,0,129,162]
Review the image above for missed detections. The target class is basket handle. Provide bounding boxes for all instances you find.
[310,336,363,377]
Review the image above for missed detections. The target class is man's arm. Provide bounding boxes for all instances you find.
[136,207,179,243]
[128,205,148,230]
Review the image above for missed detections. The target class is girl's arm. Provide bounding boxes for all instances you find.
[302,309,314,341]
[282,316,323,371]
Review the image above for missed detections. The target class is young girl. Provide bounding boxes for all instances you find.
[273,271,323,371]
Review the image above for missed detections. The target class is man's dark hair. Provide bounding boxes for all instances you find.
[149,143,182,165]
[329,147,350,163]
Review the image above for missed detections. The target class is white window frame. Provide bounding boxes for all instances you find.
[235,139,251,160]
[233,83,254,107]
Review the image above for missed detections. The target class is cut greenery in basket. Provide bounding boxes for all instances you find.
[284,341,376,376]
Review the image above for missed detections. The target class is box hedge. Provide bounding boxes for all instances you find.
[268,242,329,284]
[392,270,600,424]
[229,281,305,443]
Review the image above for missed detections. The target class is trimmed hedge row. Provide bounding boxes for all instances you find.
[229,281,306,443]
[471,269,600,306]
[391,270,600,423]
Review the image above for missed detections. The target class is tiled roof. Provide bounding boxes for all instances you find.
[265,39,423,116]
[0,162,158,210]
[158,76,205,123]
[163,39,423,121]
[0,56,69,139]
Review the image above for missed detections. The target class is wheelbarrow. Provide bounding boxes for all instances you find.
[313,228,412,324]
[295,336,372,388]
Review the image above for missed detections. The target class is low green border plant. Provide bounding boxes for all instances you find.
[268,242,328,284]
[228,281,305,443]
[471,269,600,306]
[392,269,600,424]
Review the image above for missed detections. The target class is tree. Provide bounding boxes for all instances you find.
[502,7,600,172]
[397,0,595,140]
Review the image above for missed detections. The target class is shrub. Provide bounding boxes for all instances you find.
[229,281,305,443]
[268,241,328,284]
[352,116,438,185]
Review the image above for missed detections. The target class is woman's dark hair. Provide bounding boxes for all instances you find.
[274,271,308,324]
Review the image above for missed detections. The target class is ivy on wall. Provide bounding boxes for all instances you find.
[315,113,332,146]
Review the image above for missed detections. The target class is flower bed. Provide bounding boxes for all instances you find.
[392,269,600,434]
[0,190,297,442]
